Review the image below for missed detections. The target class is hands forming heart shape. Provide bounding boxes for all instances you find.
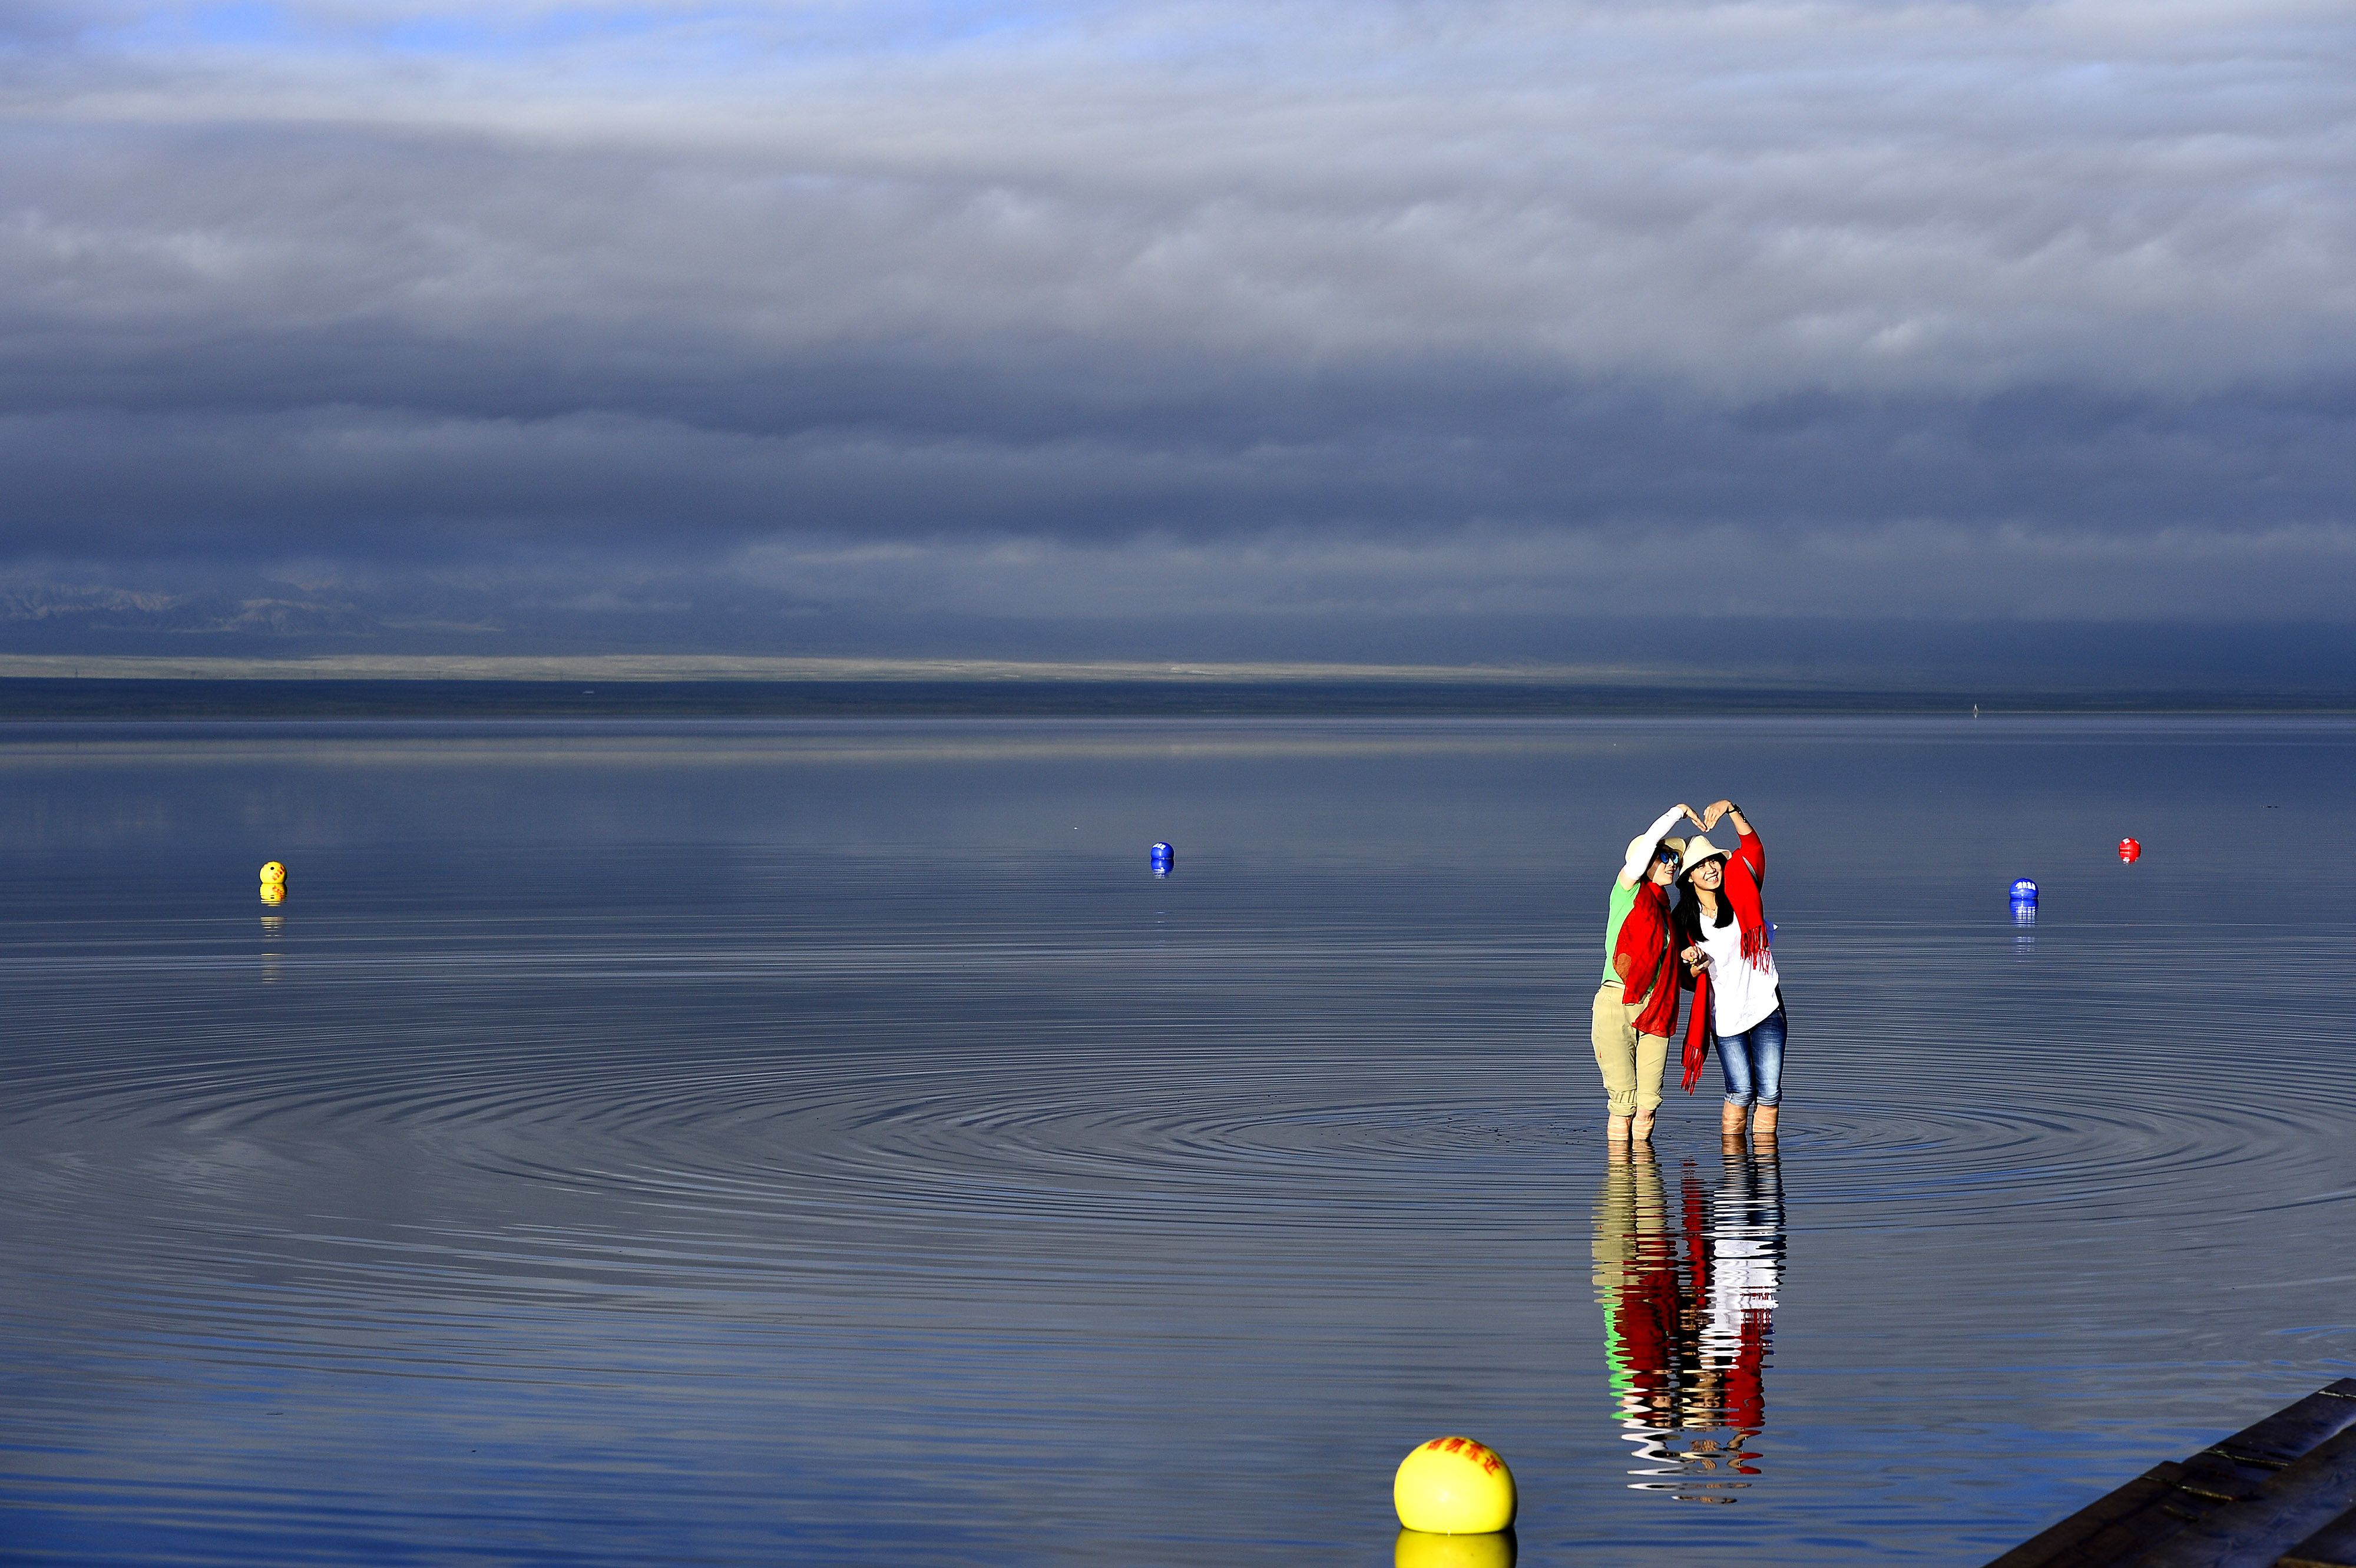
[1673,800,1737,832]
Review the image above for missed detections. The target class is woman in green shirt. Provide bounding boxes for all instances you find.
[1594,804,1695,1143]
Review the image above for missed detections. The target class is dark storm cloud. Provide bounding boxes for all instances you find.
[3,0,2354,643]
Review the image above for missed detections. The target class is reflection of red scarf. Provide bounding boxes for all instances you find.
[1613,881,1681,1037]
[1680,831,1769,1093]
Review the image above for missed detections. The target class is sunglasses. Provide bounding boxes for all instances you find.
[1656,847,1682,864]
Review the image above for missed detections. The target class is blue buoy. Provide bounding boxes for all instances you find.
[2010,878,2037,901]
[1150,842,1174,876]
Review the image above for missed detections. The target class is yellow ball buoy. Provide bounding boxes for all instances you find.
[1397,1526,1516,1568]
[1394,1436,1516,1534]
[259,882,285,905]
[259,862,286,885]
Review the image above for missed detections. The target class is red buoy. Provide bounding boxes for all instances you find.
[2118,838,2142,863]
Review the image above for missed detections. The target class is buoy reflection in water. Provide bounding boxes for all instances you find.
[1396,1527,1515,1568]
[260,913,284,984]
[1593,1143,1784,1502]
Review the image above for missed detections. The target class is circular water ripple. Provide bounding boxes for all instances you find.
[1786,1041,2356,1228]
[11,1036,1586,1227]
[11,944,2352,1301]
[4,898,2351,1405]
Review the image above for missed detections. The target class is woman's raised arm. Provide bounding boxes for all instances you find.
[1700,799,1753,833]
[1618,803,1698,888]
[1700,800,1762,878]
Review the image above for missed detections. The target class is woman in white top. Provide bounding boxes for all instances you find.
[1673,801,1785,1141]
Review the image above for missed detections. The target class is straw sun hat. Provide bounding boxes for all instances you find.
[1629,833,1689,869]
[1678,835,1728,878]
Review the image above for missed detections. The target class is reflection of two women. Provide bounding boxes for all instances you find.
[1591,1143,1785,1500]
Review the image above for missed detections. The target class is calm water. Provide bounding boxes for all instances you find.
[2,717,2351,1566]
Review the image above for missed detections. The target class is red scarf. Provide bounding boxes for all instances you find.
[1680,833,1771,1093]
[1613,881,1682,1038]
[1681,974,1713,1093]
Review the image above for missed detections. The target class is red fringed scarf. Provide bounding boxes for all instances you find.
[1613,880,1682,1039]
[1680,972,1713,1094]
[1725,843,1772,971]
[1680,831,1771,1093]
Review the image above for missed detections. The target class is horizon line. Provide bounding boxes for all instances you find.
[0,654,1715,685]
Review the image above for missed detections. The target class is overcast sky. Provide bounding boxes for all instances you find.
[4,0,2352,660]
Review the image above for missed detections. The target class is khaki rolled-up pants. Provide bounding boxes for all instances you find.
[1591,981,1669,1117]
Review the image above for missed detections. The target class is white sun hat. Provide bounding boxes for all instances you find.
[1629,832,1689,869]
[1678,835,1728,878]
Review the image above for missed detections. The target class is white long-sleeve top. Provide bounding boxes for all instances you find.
[1620,805,1688,884]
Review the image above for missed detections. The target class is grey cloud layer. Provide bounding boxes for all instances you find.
[4,0,2353,639]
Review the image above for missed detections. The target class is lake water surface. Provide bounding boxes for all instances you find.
[3,717,2352,1565]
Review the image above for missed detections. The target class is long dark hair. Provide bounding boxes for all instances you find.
[1674,862,1734,940]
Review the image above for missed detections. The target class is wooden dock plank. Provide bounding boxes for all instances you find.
[1986,1384,2356,1568]
[1987,1464,2220,1568]
[2133,1425,2356,1568]
[2215,1384,2356,1471]
[2276,1501,2356,1568]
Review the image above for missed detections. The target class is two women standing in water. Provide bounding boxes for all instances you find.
[1591,801,1790,1497]
[1593,799,1786,1144]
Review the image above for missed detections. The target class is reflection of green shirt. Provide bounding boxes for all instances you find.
[1603,877,1637,987]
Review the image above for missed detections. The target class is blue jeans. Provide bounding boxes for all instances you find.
[1716,1003,1786,1107]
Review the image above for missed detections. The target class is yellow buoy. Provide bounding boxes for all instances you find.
[1397,1526,1516,1567]
[259,862,286,885]
[259,882,286,905]
[1394,1436,1516,1535]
